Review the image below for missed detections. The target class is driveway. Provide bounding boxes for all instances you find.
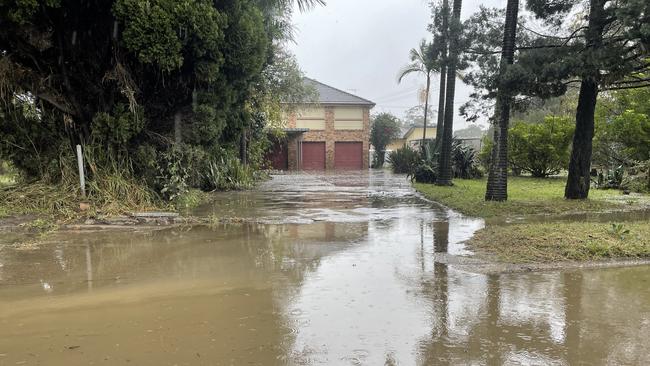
[0,171,648,365]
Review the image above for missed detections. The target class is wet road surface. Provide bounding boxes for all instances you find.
[1,171,649,365]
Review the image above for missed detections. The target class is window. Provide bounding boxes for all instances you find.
[334,107,363,130]
[296,107,325,130]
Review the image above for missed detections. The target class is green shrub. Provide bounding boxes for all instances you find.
[453,144,483,179]
[621,160,650,193]
[205,154,258,191]
[388,145,420,174]
[390,139,483,180]
[595,165,625,189]
[410,161,438,183]
[509,116,574,177]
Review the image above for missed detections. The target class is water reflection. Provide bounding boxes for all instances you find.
[0,172,648,365]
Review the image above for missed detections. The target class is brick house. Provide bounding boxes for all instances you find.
[267,78,375,171]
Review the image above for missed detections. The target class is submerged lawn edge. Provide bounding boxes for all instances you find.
[466,221,650,264]
[451,256,650,275]
[412,177,650,264]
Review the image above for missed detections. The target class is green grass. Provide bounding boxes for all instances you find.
[469,221,650,263]
[414,176,643,218]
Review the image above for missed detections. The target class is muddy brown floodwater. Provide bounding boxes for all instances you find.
[1,171,649,365]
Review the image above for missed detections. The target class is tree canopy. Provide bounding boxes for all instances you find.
[370,112,401,168]
[0,0,315,198]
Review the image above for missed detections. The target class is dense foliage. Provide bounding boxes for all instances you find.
[621,160,650,193]
[388,146,420,174]
[0,0,313,204]
[389,138,482,182]
[453,142,483,179]
[593,87,650,167]
[370,113,401,168]
[508,117,575,178]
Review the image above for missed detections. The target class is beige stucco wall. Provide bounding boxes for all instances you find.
[386,139,406,152]
[386,127,437,151]
[405,127,437,143]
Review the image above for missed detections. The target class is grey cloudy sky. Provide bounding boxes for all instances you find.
[289,0,502,130]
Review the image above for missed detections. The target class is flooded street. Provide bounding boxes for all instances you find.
[1,172,649,365]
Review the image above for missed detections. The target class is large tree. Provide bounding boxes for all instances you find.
[428,0,450,145]
[485,0,519,201]
[436,0,463,186]
[524,0,649,199]
[463,0,649,198]
[0,0,320,193]
[370,113,401,168]
[1,0,266,171]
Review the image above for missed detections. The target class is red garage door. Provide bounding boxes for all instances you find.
[335,142,363,170]
[266,141,288,170]
[302,142,326,170]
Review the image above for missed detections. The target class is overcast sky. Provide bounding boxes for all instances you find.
[289,0,502,130]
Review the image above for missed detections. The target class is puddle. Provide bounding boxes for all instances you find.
[0,171,648,365]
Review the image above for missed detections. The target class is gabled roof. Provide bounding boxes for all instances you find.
[303,78,375,107]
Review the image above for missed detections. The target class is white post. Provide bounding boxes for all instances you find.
[76,144,86,198]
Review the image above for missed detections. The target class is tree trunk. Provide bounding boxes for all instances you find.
[435,0,449,146]
[435,68,447,145]
[436,0,462,186]
[565,79,598,198]
[422,74,431,148]
[376,151,385,168]
[565,0,605,199]
[485,0,519,201]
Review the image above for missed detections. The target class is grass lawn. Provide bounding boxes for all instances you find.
[414,176,644,218]
[415,177,650,262]
[468,221,650,263]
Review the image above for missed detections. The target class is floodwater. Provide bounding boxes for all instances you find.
[1,172,649,365]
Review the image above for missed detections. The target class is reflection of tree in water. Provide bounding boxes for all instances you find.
[0,222,368,298]
[251,222,369,285]
[414,239,650,366]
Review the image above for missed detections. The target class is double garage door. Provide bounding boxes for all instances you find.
[301,142,363,170]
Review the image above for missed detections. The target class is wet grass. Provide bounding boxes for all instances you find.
[0,178,160,220]
[414,176,642,218]
[468,221,650,263]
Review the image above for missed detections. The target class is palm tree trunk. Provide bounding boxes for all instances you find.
[436,0,462,186]
[485,0,519,201]
[565,0,605,199]
[435,0,449,146]
[435,68,447,145]
[422,74,431,148]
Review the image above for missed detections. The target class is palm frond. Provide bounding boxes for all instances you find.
[397,64,425,83]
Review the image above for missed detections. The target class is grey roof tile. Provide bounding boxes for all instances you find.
[303,77,375,106]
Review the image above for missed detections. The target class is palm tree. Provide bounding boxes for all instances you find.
[436,0,463,186]
[398,40,439,148]
[485,0,519,201]
[432,0,450,146]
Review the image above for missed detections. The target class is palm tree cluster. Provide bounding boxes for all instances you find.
[397,0,464,187]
